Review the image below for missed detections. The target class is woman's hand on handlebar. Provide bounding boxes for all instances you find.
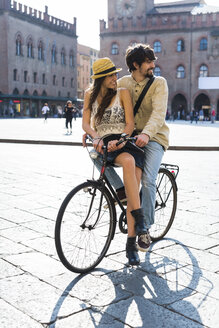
[93,138,104,154]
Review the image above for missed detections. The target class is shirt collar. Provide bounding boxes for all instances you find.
[130,75,149,86]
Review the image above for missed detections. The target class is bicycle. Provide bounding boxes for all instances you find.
[55,134,179,274]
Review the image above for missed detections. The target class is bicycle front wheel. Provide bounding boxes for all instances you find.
[150,168,177,241]
[55,181,116,273]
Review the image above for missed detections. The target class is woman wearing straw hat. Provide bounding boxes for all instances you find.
[82,57,147,266]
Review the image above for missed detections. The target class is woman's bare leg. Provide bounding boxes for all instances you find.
[114,153,142,237]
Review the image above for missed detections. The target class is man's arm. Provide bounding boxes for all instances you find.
[141,77,168,139]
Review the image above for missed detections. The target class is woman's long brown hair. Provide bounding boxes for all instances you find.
[88,77,117,125]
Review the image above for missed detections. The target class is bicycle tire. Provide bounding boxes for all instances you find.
[150,168,177,241]
[55,181,116,273]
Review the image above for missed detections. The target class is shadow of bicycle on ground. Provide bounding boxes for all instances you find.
[48,238,213,327]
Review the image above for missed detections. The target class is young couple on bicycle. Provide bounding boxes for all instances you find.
[82,43,169,266]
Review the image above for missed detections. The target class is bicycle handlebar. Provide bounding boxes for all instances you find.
[85,133,144,153]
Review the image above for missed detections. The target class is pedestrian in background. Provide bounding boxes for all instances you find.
[72,104,78,121]
[41,103,50,122]
[211,107,216,123]
[64,100,73,134]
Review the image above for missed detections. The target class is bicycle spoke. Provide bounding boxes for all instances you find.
[150,168,177,241]
[55,181,116,273]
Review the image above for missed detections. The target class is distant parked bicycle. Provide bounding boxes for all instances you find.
[55,134,179,273]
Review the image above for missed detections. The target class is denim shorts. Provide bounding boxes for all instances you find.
[103,134,145,170]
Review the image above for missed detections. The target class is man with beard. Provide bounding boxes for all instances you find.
[85,43,169,252]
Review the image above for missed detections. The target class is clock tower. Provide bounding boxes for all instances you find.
[108,0,154,19]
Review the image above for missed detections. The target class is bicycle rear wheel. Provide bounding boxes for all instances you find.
[150,168,177,241]
[55,181,116,273]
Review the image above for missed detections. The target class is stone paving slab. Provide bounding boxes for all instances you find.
[0,274,90,325]
[102,296,204,328]
[0,299,43,328]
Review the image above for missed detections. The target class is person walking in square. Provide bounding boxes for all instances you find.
[64,100,73,134]
[41,103,50,122]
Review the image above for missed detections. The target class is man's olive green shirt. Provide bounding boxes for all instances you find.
[118,75,169,150]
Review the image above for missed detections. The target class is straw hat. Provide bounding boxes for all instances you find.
[91,57,122,79]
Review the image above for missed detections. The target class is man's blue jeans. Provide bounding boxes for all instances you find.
[90,140,164,229]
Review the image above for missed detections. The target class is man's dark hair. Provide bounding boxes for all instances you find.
[126,43,157,72]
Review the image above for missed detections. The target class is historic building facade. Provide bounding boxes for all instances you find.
[99,0,219,119]
[77,44,99,101]
[0,0,77,117]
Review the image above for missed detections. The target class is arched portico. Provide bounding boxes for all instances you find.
[194,93,211,119]
[171,94,187,119]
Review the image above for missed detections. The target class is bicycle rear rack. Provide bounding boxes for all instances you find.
[160,163,179,179]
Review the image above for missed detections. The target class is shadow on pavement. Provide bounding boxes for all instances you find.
[48,239,213,327]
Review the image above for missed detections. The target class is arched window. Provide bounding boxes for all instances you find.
[176,65,185,78]
[13,88,19,95]
[51,45,57,63]
[111,43,119,55]
[16,35,22,56]
[177,39,185,52]
[69,50,74,67]
[200,38,207,51]
[71,78,74,88]
[153,41,161,53]
[154,66,161,76]
[62,77,65,87]
[27,37,33,58]
[199,64,208,77]
[23,89,29,95]
[42,90,47,97]
[38,41,44,61]
[61,48,66,65]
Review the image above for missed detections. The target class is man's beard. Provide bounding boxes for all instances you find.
[145,69,154,78]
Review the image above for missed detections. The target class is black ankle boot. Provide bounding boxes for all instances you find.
[126,237,140,266]
[131,208,147,236]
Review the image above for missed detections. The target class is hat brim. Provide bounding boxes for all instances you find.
[91,68,122,79]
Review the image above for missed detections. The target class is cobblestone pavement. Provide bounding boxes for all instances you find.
[0,119,219,327]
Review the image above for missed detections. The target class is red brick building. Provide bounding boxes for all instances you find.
[0,0,77,117]
[99,0,219,119]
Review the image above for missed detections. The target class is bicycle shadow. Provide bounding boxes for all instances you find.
[49,238,212,327]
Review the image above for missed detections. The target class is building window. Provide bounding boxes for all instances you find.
[13,69,17,81]
[42,73,46,85]
[67,92,70,98]
[111,43,119,55]
[71,78,74,88]
[33,72,37,83]
[16,35,22,56]
[177,39,185,52]
[153,41,161,53]
[61,48,66,65]
[27,38,34,58]
[24,71,28,82]
[62,77,65,87]
[200,38,207,51]
[154,66,161,76]
[176,65,185,78]
[199,64,208,77]
[69,51,74,67]
[51,45,57,63]
[38,41,44,61]
[53,75,56,85]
